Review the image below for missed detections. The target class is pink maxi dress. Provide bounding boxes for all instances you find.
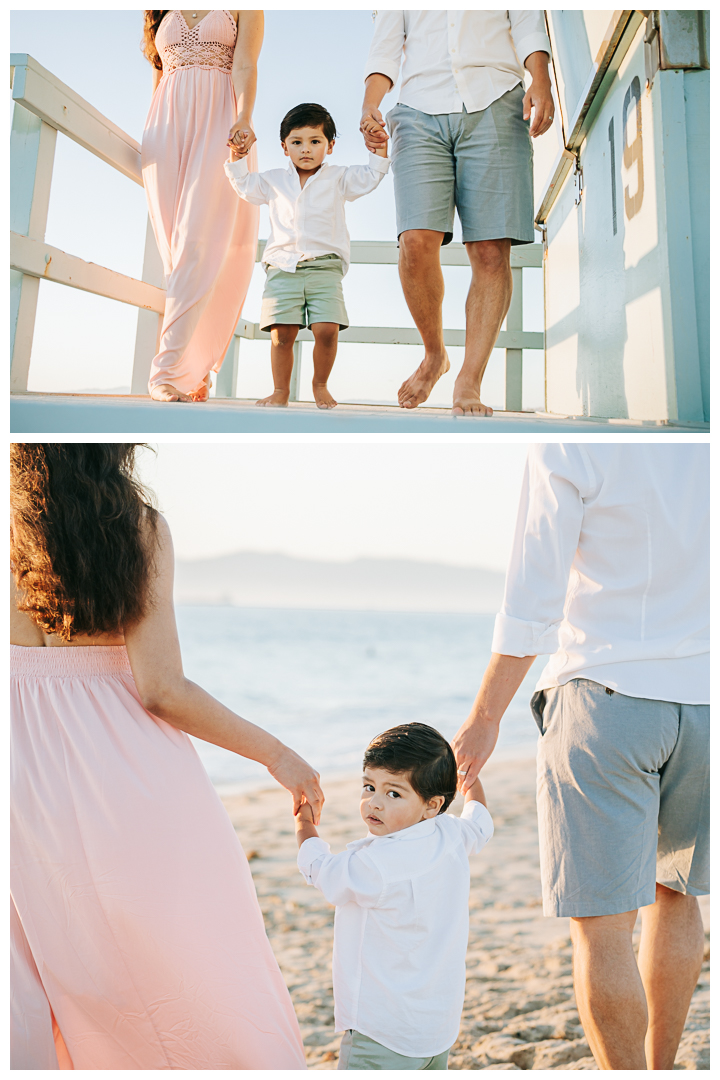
[142,10,259,396]
[10,645,307,1069]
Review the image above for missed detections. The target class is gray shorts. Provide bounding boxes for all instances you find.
[533,679,709,918]
[386,85,535,246]
[337,1030,450,1070]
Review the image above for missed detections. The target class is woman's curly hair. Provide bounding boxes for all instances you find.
[10,444,158,641]
[142,10,170,71]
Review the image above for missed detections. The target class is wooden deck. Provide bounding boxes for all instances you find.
[12,393,710,435]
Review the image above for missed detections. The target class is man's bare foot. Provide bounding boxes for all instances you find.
[256,390,290,407]
[190,374,211,402]
[452,385,494,417]
[313,384,337,409]
[398,351,451,409]
[149,383,192,402]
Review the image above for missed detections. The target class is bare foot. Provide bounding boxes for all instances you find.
[313,384,337,409]
[452,384,494,417]
[149,383,192,402]
[190,374,211,402]
[256,390,290,407]
[398,351,451,409]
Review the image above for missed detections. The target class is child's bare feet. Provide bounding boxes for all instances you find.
[150,383,192,402]
[313,383,337,409]
[256,390,290,407]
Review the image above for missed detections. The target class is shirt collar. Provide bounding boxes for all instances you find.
[287,161,328,181]
[347,817,438,850]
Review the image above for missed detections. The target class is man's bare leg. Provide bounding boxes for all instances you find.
[452,239,513,416]
[570,910,648,1069]
[309,322,339,409]
[638,884,704,1069]
[257,324,300,407]
[396,230,450,408]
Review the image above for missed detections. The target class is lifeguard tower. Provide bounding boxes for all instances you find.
[10,10,710,433]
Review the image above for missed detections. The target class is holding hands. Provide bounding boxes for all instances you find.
[266,744,324,823]
[227,118,256,160]
[360,108,389,157]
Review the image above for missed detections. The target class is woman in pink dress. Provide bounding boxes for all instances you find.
[141,10,262,402]
[10,443,319,1069]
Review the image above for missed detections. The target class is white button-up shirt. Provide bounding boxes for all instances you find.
[224,155,390,275]
[298,800,493,1057]
[364,10,551,115]
[492,444,710,704]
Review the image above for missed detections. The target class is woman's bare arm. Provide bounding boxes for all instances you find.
[228,10,263,150]
[124,515,324,821]
[152,64,163,94]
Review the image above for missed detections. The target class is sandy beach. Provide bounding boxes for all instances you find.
[223,756,709,1070]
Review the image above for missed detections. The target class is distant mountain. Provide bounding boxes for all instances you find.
[174,551,506,614]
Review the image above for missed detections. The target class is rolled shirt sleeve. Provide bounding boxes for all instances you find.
[363,10,406,88]
[492,444,596,657]
[224,157,271,205]
[457,800,494,855]
[339,154,391,200]
[298,837,384,907]
[508,10,552,66]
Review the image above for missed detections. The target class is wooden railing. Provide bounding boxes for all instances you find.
[10,53,544,408]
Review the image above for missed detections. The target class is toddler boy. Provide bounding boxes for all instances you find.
[225,103,389,409]
[295,722,493,1069]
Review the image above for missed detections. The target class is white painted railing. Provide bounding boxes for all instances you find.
[10,53,544,409]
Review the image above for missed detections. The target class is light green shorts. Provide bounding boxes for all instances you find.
[260,254,348,332]
[337,1030,450,1070]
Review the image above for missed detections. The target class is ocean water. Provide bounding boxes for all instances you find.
[176,606,542,793]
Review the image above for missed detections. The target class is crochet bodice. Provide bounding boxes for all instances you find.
[156,10,236,74]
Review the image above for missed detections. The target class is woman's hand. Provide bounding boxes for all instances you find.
[228,120,256,156]
[266,745,324,823]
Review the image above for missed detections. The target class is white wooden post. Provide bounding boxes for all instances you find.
[10,102,57,391]
[504,266,523,411]
[130,216,164,394]
[288,341,302,401]
[215,335,239,397]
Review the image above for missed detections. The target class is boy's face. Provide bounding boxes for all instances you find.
[361,766,443,836]
[282,125,334,172]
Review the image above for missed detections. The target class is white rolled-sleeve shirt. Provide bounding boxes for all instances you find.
[224,155,390,275]
[298,800,493,1057]
[364,10,551,115]
[492,444,710,704]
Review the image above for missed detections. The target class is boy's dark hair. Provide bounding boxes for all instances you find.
[280,103,337,144]
[363,723,458,814]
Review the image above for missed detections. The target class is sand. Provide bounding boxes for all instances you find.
[222,756,709,1070]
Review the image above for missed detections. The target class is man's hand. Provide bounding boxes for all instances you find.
[360,108,389,153]
[453,716,501,794]
[523,51,555,138]
[452,653,537,792]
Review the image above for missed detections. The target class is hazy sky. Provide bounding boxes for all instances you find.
[134,441,530,570]
[11,9,557,407]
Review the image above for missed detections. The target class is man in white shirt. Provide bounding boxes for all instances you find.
[360,11,554,415]
[296,723,493,1068]
[452,443,709,1070]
